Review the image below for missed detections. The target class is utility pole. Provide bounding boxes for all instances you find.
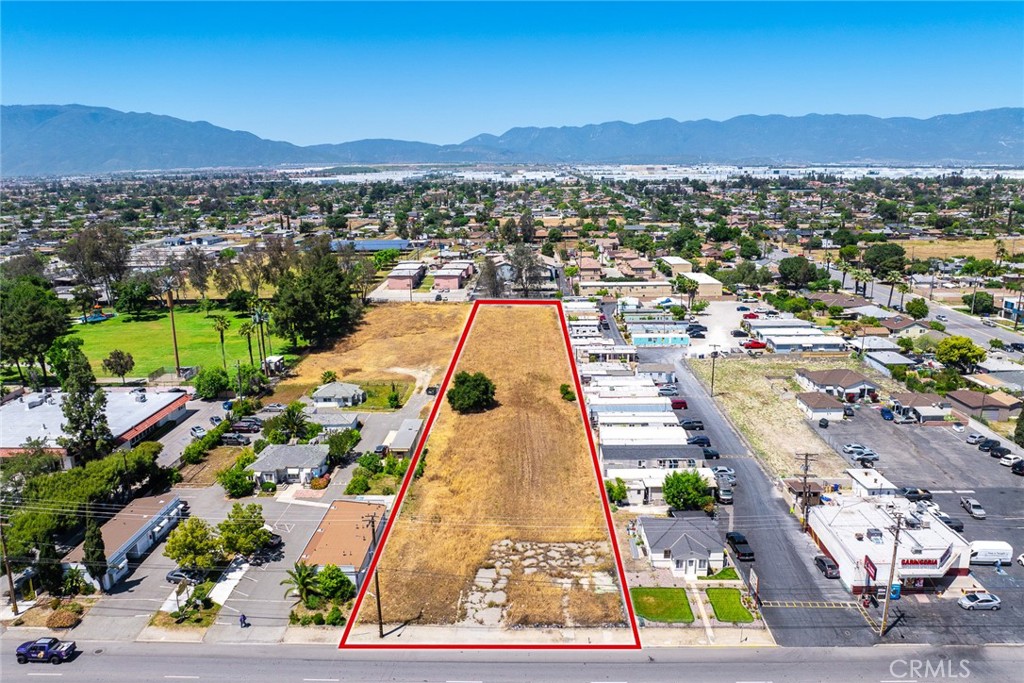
[1014,287,1024,332]
[878,512,903,637]
[364,513,384,639]
[709,344,721,397]
[0,518,19,615]
[166,288,181,377]
[797,452,817,532]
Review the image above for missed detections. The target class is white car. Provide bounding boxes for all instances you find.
[263,403,286,412]
[999,454,1023,467]
[1017,553,1024,567]
[966,433,986,445]
[936,314,949,322]
[189,426,207,439]
[958,592,1001,611]
[916,500,941,515]
[711,466,735,477]
[951,423,965,433]
[842,443,869,454]
[982,319,997,328]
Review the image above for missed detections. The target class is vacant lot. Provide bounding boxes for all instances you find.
[271,303,469,402]
[355,304,626,632]
[690,356,902,479]
[58,307,291,380]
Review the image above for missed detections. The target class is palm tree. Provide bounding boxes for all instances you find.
[281,561,319,605]
[850,268,869,297]
[896,281,911,310]
[238,322,256,366]
[278,403,309,441]
[676,275,699,308]
[837,260,851,290]
[211,315,231,370]
[883,272,904,308]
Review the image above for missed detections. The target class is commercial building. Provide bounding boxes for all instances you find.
[63,494,185,591]
[657,256,693,276]
[766,334,848,354]
[300,499,388,589]
[577,280,675,299]
[595,412,681,429]
[679,271,723,298]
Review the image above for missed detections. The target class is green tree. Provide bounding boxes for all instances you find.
[164,517,221,571]
[321,370,338,384]
[675,275,700,307]
[101,349,135,385]
[663,470,713,511]
[211,314,231,370]
[1014,413,1024,448]
[962,291,995,316]
[317,563,356,603]
[905,297,929,320]
[897,336,915,353]
[193,366,231,400]
[71,283,98,317]
[777,256,816,287]
[477,257,502,298]
[0,277,70,382]
[371,248,401,271]
[862,243,906,277]
[326,428,361,465]
[446,371,496,413]
[272,237,357,348]
[217,503,270,557]
[45,336,85,387]
[935,335,986,372]
[690,300,710,315]
[57,346,113,464]
[604,478,628,505]
[238,321,256,366]
[35,541,64,594]
[218,465,256,498]
[82,514,107,586]
[113,275,154,319]
[281,561,320,604]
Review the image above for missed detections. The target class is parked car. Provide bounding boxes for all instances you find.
[221,433,251,446]
[263,403,286,412]
[814,555,841,578]
[742,340,767,350]
[166,567,205,584]
[266,532,283,548]
[16,637,76,665]
[209,415,223,426]
[960,496,987,519]
[373,444,389,456]
[657,385,679,396]
[1000,454,1023,467]
[818,418,829,428]
[951,423,965,433]
[716,487,734,504]
[966,433,986,445]
[843,405,855,418]
[726,532,755,561]
[701,447,720,459]
[898,487,933,502]
[990,446,1011,458]
[731,329,749,337]
[189,426,207,439]
[853,451,879,464]
[742,312,759,320]
[230,422,261,434]
[670,398,688,410]
[880,408,894,420]
[1010,342,1024,353]
[221,400,234,410]
[680,419,704,431]
[842,443,869,454]
[934,512,965,532]
[689,331,706,339]
[711,466,735,477]
[237,416,263,426]
[1013,460,1024,475]
[935,314,949,322]
[982,319,997,328]
[687,435,711,447]
[426,385,440,396]
[894,414,917,425]
[978,439,1000,452]
[736,306,750,312]
[958,592,1001,610]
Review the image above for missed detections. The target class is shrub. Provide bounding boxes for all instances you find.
[63,601,84,614]
[260,481,278,493]
[559,383,576,402]
[254,438,269,454]
[312,612,326,626]
[344,476,370,495]
[289,610,300,625]
[80,583,96,596]
[382,485,395,495]
[446,371,496,413]
[218,465,255,498]
[299,614,314,626]
[304,594,322,610]
[193,367,231,400]
[49,597,62,611]
[225,289,254,312]
[46,610,80,629]
[325,605,346,626]
[230,397,263,417]
[309,476,328,490]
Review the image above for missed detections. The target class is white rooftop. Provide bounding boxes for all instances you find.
[598,425,689,446]
[681,272,721,285]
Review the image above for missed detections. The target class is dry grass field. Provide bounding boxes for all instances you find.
[810,238,1017,264]
[355,305,624,629]
[690,356,903,480]
[270,303,469,402]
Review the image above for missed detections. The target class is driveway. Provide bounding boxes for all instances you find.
[156,398,228,468]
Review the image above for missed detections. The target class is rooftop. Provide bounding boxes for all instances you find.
[300,499,387,569]
[249,444,329,472]
[64,494,180,563]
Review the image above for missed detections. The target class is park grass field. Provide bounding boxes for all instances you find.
[352,304,626,634]
[64,307,292,380]
[271,303,470,403]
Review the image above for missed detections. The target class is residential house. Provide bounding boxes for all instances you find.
[658,256,692,276]
[946,390,1022,422]
[63,494,185,591]
[794,368,879,401]
[578,257,603,281]
[637,515,726,578]
[637,363,676,385]
[889,392,952,424]
[389,419,424,456]
[863,351,917,377]
[679,272,723,298]
[796,392,847,421]
[311,382,367,408]
[248,444,329,486]
[880,316,932,339]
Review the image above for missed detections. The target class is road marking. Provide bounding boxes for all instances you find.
[953,489,975,494]
[164,678,200,680]
[931,490,953,493]
[446,680,482,683]
[26,675,63,678]
[303,679,340,682]
[233,590,249,597]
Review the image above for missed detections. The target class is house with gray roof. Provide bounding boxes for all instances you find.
[249,444,329,486]
[638,514,725,578]
[311,382,367,408]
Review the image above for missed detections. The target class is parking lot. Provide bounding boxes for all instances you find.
[811,403,1024,644]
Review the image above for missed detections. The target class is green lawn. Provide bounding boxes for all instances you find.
[359,381,414,411]
[705,588,754,623]
[629,588,694,623]
[416,275,436,292]
[699,567,740,581]
[67,307,294,379]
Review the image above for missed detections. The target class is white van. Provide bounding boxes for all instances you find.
[969,541,1013,565]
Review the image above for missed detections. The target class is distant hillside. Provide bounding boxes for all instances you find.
[2,104,1021,176]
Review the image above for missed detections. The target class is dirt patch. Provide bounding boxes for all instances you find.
[4,597,98,628]
[356,305,624,629]
[272,303,469,402]
[178,446,242,486]
[690,356,903,480]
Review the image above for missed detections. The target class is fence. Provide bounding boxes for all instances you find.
[147,366,167,382]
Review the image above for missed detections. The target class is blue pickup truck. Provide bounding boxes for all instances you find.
[16,637,77,665]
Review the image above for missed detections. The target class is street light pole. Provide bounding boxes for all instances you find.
[166,288,181,378]
[709,344,721,397]
[0,519,19,616]
[878,512,903,637]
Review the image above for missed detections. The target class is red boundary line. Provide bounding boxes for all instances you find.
[339,299,641,650]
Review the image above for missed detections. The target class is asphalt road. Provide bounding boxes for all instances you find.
[601,302,627,345]
[2,640,1020,683]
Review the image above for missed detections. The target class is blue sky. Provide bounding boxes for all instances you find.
[3,2,1022,145]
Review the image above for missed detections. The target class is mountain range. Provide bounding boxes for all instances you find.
[2,104,1022,176]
